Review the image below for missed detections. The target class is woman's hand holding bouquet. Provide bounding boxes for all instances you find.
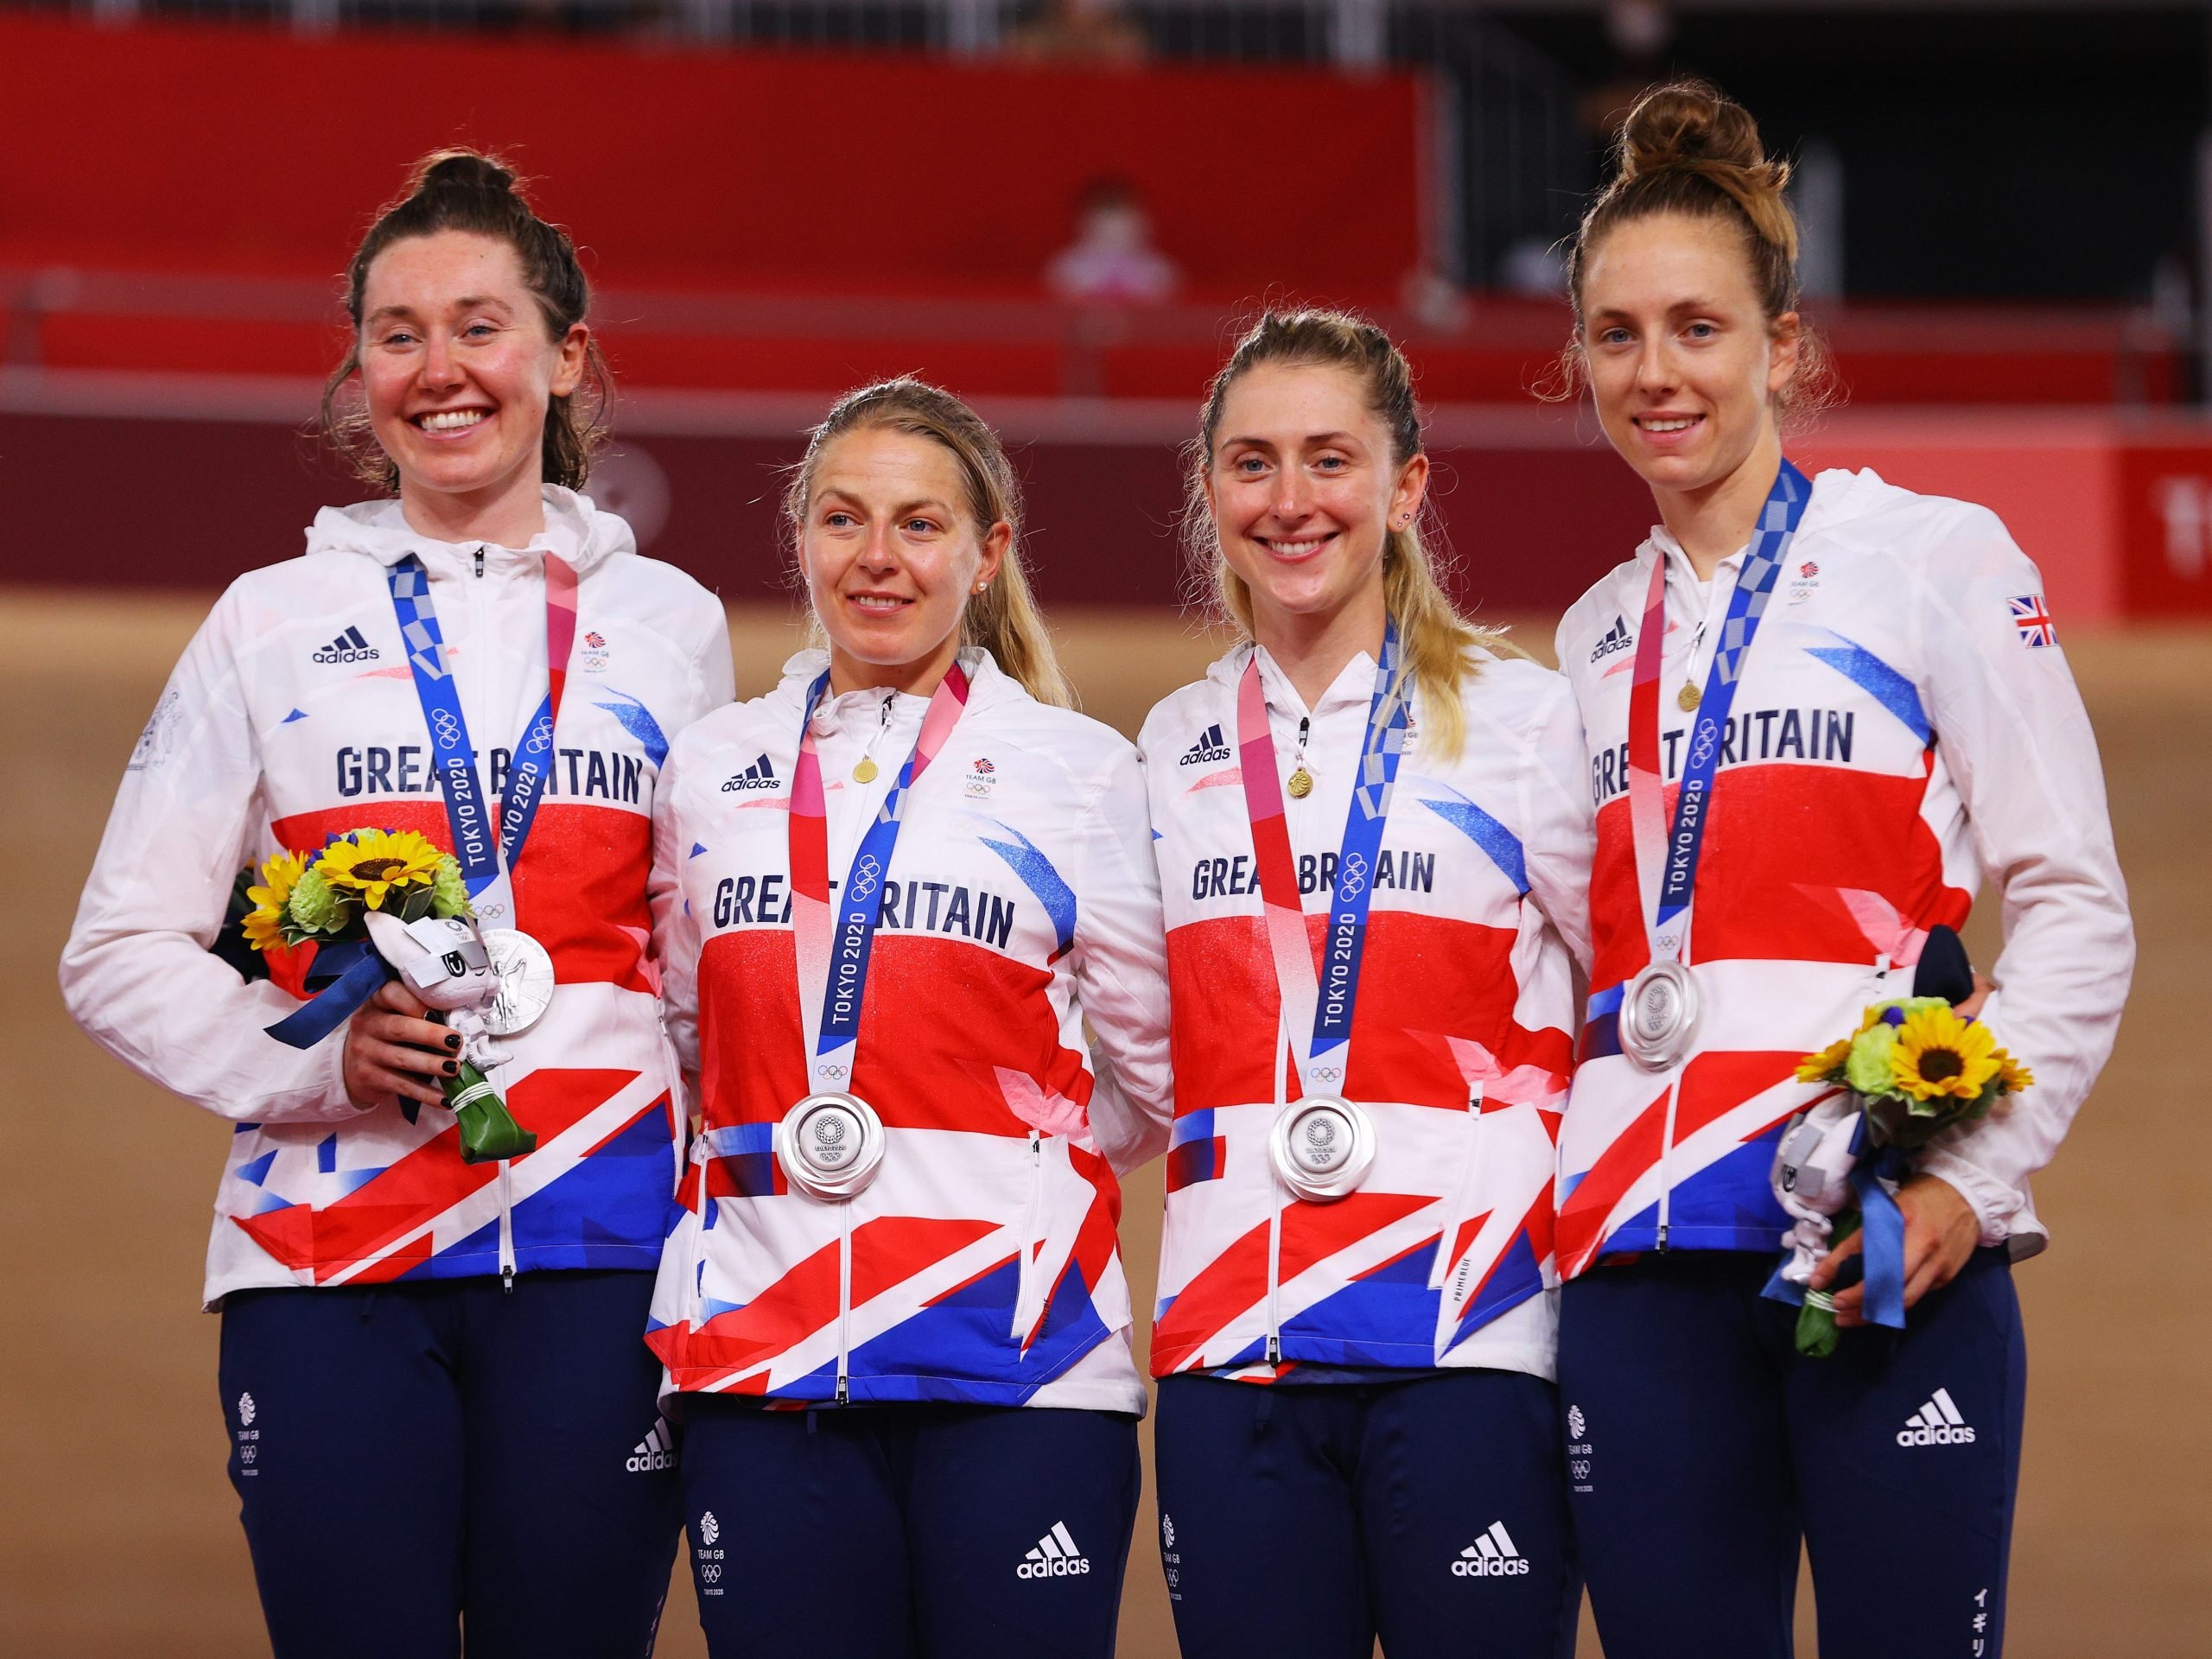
[1766,942,2031,1357]
[244,830,536,1164]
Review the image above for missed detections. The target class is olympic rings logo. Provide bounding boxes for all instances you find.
[701,1565,722,1585]
[849,855,882,899]
[820,1063,849,1081]
[430,709,463,747]
[1338,854,1369,897]
[1688,719,1719,769]
[524,721,553,754]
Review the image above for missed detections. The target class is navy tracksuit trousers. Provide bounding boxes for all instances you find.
[1153,1369,1580,1659]
[1558,1247,2027,1659]
[218,1269,682,1659]
[679,1397,1142,1659]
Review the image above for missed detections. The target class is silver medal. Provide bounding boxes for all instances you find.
[480,927,557,1036]
[1268,1096,1376,1204]
[775,1092,886,1202]
[1618,959,1700,1072]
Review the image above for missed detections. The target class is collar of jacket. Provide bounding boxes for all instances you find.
[1205,636,1388,725]
[301,484,633,580]
[769,645,1016,742]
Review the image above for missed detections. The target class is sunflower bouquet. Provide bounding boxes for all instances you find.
[1768,996,2033,1357]
[245,830,535,1164]
[242,829,468,950]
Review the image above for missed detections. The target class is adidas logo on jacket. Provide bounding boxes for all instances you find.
[1552,468,2133,1274]
[1140,641,1590,1382]
[646,650,1173,1414]
[61,487,735,1305]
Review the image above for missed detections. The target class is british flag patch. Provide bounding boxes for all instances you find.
[2008,594,2057,648]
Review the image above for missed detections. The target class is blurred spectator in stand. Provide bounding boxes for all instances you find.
[1497,238,1567,301]
[1793,137,1846,301]
[1579,0,1675,137]
[1047,179,1180,303]
[1401,264,1472,333]
[1010,0,1150,66]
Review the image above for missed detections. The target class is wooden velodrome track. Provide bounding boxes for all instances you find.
[3,592,2204,1657]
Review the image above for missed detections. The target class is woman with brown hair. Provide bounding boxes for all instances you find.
[1549,82,2131,1656]
[645,378,1173,1657]
[61,151,733,1656]
[1139,309,1590,1658]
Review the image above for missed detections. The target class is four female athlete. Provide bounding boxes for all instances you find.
[1548,82,2133,1659]
[60,152,733,1656]
[645,378,1173,1657]
[59,91,2139,1656]
[1139,310,1588,1658]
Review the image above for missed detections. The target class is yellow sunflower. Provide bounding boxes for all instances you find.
[1796,1038,1853,1084]
[1994,1051,2036,1094]
[242,849,308,952]
[1889,1006,2000,1103]
[315,829,444,912]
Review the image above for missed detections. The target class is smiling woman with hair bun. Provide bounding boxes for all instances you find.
[60,149,734,1656]
[1548,79,2132,1659]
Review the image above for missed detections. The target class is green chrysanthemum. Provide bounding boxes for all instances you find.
[1844,1024,1900,1096]
[287,866,346,936]
[430,855,472,920]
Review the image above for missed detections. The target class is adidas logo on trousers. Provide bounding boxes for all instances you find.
[1018,1522,1091,1579]
[626,1419,677,1472]
[1897,1388,1977,1446]
[1452,1522,1530,1577]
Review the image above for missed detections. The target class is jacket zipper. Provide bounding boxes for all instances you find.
[1011,1130,1046,1339]
[835,1203,854,1404]
[474,544,486,579]
[1265,1009,1289,1364]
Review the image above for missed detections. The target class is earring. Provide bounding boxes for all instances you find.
[974,583,990,594]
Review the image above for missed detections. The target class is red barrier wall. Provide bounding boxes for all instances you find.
[6,393,2206,621]
[0,16,1423,302]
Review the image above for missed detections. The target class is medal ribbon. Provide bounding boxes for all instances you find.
[1236,620,1408,1100]
[1624,461,1809,972]
[789,664,970,1096]
[387,550,581,927]
[265,552,577,1052]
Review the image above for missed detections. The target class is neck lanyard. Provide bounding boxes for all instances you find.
[788,663,971,1095]
[1625,461,1809,969]
[386,549,578,927]
[1236,620,1408,1098]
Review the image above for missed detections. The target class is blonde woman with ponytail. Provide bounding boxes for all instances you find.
[645,379,1173,1659]
[1139,311,1592,1658]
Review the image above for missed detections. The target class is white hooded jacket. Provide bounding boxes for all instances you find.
[1552,467,2133,1271]
[62,486,734,1304]
[645,650,1173,1412]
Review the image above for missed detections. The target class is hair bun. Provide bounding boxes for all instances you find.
[410,149,520,200]
[1618,79,1777,188]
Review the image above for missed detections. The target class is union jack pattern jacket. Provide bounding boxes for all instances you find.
[646,650,1173,1412]
[62,488,734,1304]
[1553,467,2133,1273]
[1141,642,1590,1382]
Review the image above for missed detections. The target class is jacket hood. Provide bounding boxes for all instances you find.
[303,485,636,575]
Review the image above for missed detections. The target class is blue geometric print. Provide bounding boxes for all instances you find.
[979,823,1077,957]
[1807,640,1932,745]
[592,688,671,768]
[1417,789,1529,893]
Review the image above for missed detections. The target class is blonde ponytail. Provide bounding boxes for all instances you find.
[785,378,1073,709]
[1188,308,1506,762]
